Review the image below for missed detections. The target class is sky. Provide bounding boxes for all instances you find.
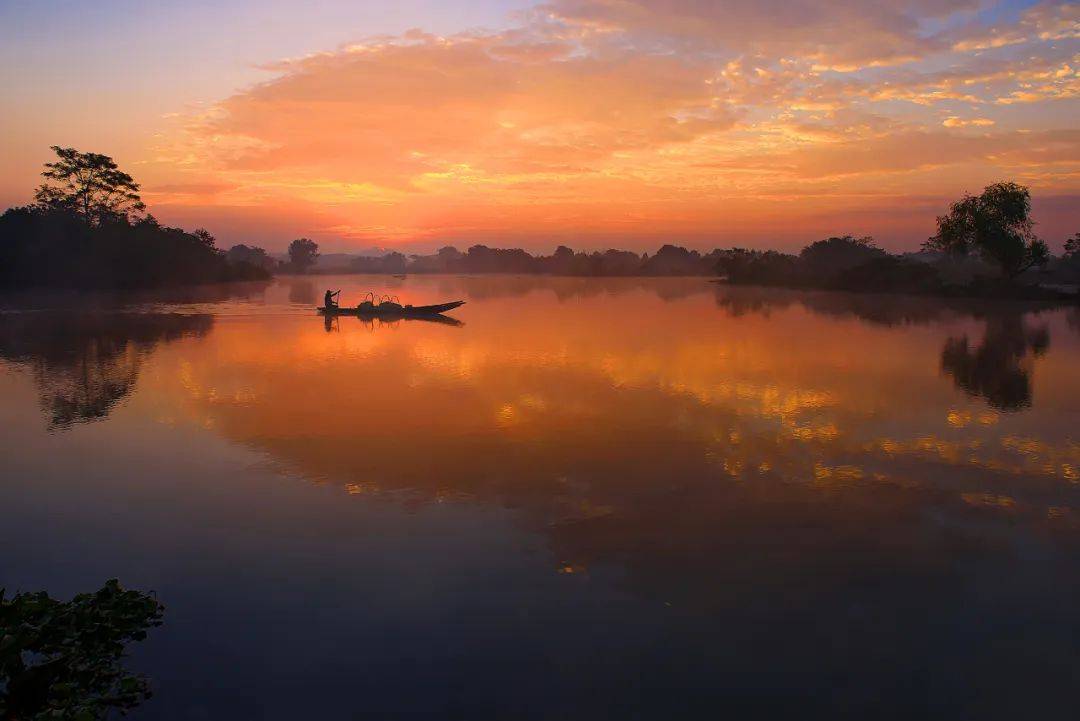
[0,0,1077,253]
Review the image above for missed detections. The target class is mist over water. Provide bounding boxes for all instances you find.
[2,275,1078,720]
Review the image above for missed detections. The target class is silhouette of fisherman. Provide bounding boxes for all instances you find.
[324,289,341,309]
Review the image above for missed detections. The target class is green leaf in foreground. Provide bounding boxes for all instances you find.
[0,579,164,720]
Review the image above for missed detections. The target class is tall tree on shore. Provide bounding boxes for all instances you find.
[34,146,145,225]
[924,182,1048,279]
[288,238,319,273]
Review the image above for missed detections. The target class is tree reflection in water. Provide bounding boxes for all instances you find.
[0,312,212,430]
[713,284,1062,411]
[287,279,316,305]
[941,315,1049,411]
[0,279,1060,718]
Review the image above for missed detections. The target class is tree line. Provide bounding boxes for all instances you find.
[3,147,1077,297]
[711,183,1078,298]
[325,183,1080,299]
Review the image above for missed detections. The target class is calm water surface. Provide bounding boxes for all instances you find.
[1,275,1078,720]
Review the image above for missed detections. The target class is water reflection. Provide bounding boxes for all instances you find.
[151,282,1078,522]
[426,274,713,302]
[941,315,1049,411]
[713,285,1066,411]
[0,312,212,430]
[287,279,316,305]
[323,314,466,333]
[143,281,1077,714]
[1,277,1077,718]
[712,282,1066,327]
[0,280,270,310]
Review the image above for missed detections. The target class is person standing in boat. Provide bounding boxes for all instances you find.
[324,289,341,309]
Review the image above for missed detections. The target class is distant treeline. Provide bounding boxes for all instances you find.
[337,182,1080,300]
[328,184,1080,302]
[349,244,719,276]
[343,236,1079,297]
[3,147,1077,298]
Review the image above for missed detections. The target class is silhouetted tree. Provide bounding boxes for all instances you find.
[1,148,270,289]
[383,251,407,273]
[1064,232,1079,259]
[640,245,708,275]
[592,249,642,276]
[438,246,463,262]
[288,238,319,273]
[350,252,407,274]
[546,245,578,275]
[192,228,216,248]
[34,146,145,225]
[435,246,463,272]
[226,243,274,270]
[924,182,1049,278]
[714,248,801,286]
[463,245,535,273]
[799,235,885,276]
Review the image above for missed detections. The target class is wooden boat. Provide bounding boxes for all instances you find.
[318,300,465,317]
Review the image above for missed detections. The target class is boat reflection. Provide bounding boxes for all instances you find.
[324,313,464,332]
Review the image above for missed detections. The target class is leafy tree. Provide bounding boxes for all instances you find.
[640,244,705,275]
[382,251,407,274]
[714,248,800,286]
[226,244,274,270]
[1064,232,1079,259]
[34,146,145,225]
[0,579,164,720]
[799,235,885,276]
[192,228,216,248]
[288,238,319,273]
[436,246,462,262]
[924,182,1049,278]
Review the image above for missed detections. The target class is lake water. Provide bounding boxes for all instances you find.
[1,275,1078,720]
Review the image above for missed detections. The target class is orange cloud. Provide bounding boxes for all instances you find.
[942,117,995,127]
[137,3,1080,249]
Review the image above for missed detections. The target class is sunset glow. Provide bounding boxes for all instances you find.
[2,0,1077,251]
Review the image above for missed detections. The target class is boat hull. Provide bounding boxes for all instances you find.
[318,300,465,317]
